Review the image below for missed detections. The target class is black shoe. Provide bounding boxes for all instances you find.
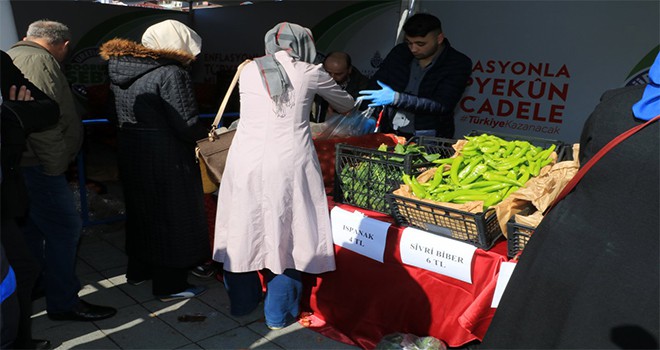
[126,277,149,286]
[191,261,217,278]
[47,300,117,321]
[13,339,51,350]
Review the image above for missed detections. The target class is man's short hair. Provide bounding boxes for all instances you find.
[26,20,71,44]
[402,13,442,37]
[323,51,352,68]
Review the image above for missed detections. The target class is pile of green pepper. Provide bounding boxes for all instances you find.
[401,134,556,210]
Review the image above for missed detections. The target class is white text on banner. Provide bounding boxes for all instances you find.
[330,206,390,262]
[399,227,477,283]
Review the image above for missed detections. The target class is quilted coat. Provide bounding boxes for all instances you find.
[99,39,209,268]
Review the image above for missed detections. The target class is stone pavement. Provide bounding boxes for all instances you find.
[29,221,360,350]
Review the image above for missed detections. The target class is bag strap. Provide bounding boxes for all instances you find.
[211,59,252,132]
[545,114,660,214]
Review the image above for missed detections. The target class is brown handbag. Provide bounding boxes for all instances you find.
[196,59,251,193]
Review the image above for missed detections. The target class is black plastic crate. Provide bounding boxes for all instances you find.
[506,218,535,258]
[406,136,458,158]
[334,139,455,214]
[386,193,503,249]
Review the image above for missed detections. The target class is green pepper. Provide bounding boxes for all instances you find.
[504,185,520,198]
[429,184,455,193]
[517,168,530,185]
[477,182,511,193]
[526,145,540,158]
[458,156,482,181]
[432,157,455,165]
[529,157,542,176]
[459,164,488,185]
[453,193,491,202]
[511,142,530,158]
[502,141,516,157]
[483,192,504,208]
[402,174,427,199]
[478,140,500,154]
[491,157,526,171]
[533,144,556,161]
[461,180,502,189]
[450,155,464,185]
[433,189,485,202]
[461,141,478,152]
[425,167,445,191]
[411,176,428,198]
[506,170,518,180]
[539,156,554,168]
[482,172,523,186]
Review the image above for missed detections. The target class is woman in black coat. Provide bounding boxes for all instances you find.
[480,54,659,348]
[99,20,209,301]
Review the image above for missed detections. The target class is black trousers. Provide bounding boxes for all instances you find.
[1,219,41,346]
[126,258,189,296]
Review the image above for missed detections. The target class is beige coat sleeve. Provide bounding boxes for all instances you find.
[315,68,355,114]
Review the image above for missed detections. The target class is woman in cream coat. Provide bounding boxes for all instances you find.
[213,22,354,329]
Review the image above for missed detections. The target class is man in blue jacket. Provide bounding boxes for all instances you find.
[359,13,472,138]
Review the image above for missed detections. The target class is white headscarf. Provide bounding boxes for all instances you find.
[141,20,202,57]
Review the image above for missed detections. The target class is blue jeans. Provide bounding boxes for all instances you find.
[223,269,302,328]
[21,166,82,313]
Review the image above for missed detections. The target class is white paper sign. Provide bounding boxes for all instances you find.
[399,227,477,283]
[491,261,517,308]
[330,206,390,262]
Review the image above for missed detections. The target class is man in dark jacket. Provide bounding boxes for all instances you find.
[359,13,472,138]
[2,49,60,349]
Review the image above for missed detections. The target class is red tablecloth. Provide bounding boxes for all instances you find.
[301,198,509,349]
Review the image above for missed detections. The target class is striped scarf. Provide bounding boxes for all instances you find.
[254,22,317,101]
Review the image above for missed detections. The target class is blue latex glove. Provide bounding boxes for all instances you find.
[358,81,396,107]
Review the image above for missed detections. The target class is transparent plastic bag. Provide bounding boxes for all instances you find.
[375,333,447,350]
[314,106,376,140]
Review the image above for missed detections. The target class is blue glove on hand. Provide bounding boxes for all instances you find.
[358,81,396,107]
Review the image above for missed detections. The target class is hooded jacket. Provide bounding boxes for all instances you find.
[8,41,83,175]
[99,38,209,267]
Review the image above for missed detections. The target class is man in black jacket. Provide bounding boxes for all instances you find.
[1,49,60,350]
[359,13,472,138]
